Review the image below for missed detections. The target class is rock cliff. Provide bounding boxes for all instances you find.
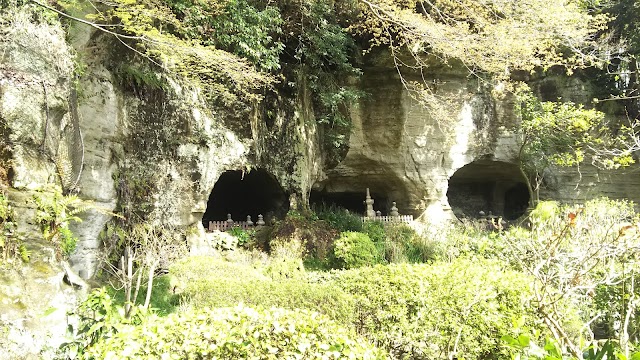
[1,5,640,357]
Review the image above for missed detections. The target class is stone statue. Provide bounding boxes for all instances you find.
[257,214,266,226]
[365,188,376,218]
[246,215,254,226]
[226,213,234,224]
[390,201,399,217]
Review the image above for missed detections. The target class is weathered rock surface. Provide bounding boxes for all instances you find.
[314,53,523,222]
[314,53,640,221]
[1,6,640,358]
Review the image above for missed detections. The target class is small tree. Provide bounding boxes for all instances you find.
[102,223,187,317]
[515,88,639,205]
[501,199,640,358]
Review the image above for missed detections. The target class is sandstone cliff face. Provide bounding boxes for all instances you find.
[1,5,640,357]
[0,7,323,356]
[1,8,324,277]
[314,53,640,222]
[313,53,525,222]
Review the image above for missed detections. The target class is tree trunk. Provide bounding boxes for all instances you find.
[123,247,133,318]
[143,262,156,309]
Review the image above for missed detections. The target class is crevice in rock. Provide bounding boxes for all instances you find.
[203,169,288,224]
[447,160,530,220]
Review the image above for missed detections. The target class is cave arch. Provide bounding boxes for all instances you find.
[446,160,530,220]
[203,169,288,224]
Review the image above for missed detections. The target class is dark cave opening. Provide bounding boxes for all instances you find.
[203,169,288,224]
[447,160,531,220]
[310,189,390,215]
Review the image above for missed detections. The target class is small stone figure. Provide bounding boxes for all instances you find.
[376,210,382,217]
[226,214,234,224]
[365,188,376,218]
[257,214,266,226]
[390,202,399,217]
[479,210,486,217]
[246,215,254,226]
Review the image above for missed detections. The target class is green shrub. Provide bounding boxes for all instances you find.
[228,226,254,247]
[59,288,151,359]
[169,256,355,323]
[382,223,440,263]
[86,305,386,360]
[269,214,338,265]
[313,204,363,233]
[169,257,563,360]
[334,231,379,269]
[265,237,306,280]
[363,221,385,244]
[333,258,544,360]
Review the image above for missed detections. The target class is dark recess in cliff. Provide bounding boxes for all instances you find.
[447,160,530,220]
[310,189,390,215]
[203,169,288,224]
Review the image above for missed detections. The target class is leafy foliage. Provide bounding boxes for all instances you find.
[170,255,542,360]
[518,89,635,172]
[170,256,356,323]
[33,185,107,259]
[498,198,640,357]
[333,259,544,359]
[504,334,640,360]
[313,204,363,233]
[58,288,150,359]
[85,305,386,360]
[333,231,380,269]
[269,212,338,265]
[228,226,255,247]
[351,0,605,75]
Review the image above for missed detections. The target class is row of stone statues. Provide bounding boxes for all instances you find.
[364,188,401,217]
[224,213,266,226]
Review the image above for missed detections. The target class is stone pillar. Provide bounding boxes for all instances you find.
[365,188,376,218]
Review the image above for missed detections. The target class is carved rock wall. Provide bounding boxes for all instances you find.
[315,54,640,220]
[314,54,522,222]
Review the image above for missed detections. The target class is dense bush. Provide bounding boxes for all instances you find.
[169,256,355,323]
[313,204,363,233]
[334,259,546,360]
[265,237,306,280]
[227,226,254,247]
[334,231,380,269]
[269,213,338,262]
[170,256,551,360]
[85,306,386,360]
[384,223,440,263]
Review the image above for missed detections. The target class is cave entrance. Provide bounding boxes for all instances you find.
[310,189,390,215]
[446,160,531,220]
[203,169,288,224]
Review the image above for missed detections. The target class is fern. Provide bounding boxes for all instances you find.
[33,185,122,260]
